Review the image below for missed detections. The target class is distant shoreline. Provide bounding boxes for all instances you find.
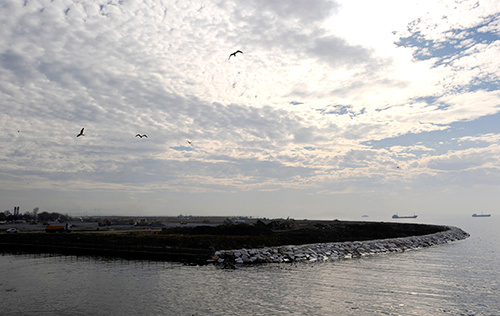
[0,220,468,265]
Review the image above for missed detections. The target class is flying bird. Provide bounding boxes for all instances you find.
[187,140,192,145]
[136,134,148,138]
[228,50,243,60]
[77,128,84,137]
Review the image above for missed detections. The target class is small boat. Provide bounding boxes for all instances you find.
[392,214,418,219]
[472,213,491,217]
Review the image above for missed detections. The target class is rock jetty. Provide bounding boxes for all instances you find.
[208,226,469,265]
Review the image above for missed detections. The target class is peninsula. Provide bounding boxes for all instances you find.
[0,218,469,265]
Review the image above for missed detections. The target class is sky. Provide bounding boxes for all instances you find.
[1,0,499,219]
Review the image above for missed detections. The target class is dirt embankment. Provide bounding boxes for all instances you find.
[0,220,449,264]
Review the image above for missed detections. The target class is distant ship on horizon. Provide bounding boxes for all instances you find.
[472,213,491,217]
[392,213,418,219]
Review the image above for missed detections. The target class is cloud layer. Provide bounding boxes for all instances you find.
[1,0,499,217]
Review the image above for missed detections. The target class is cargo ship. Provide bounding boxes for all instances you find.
[392,214,418,219]
[472,213,491,217]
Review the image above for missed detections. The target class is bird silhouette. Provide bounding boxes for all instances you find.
[77,128,84,137]
[187,140,192,145]
[136,134,148,138]
[228,50,243,60]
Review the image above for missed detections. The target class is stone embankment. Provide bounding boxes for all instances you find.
[208,226,469,265]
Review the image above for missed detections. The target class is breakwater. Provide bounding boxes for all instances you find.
[208,226,469,265]
[1,221,469,265]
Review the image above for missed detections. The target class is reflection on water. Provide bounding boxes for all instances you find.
[1,215,499,315]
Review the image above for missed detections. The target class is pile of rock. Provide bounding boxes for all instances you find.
[207,226,469,265]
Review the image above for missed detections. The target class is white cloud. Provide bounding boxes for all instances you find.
[459,133,500,143]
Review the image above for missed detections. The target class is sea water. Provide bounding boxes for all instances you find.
[1,215,498,315]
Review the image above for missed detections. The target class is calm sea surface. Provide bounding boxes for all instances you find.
[1,215,499,315]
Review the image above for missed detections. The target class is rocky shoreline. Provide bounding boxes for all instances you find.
[208,226,469,265]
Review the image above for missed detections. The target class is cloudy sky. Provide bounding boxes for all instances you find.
[1,0,499,219]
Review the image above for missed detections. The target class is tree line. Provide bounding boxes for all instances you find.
[0,207,71,223]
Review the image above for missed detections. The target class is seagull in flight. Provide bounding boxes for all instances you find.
[186,140,192,145]
[228,50,243,60]
[77,128,84,137]
[136,134,148,138]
